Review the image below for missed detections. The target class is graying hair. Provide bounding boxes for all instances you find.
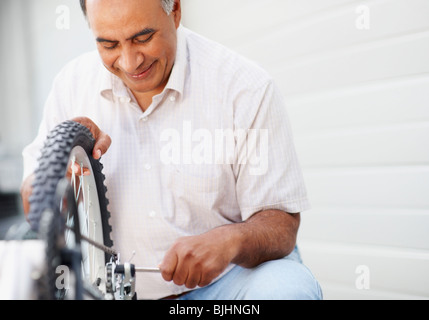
[161,0,175,15]
[80,0,175,16]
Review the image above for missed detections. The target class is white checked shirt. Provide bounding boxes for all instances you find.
[22,25,310,299]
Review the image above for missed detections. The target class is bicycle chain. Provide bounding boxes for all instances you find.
[105,263,114,295]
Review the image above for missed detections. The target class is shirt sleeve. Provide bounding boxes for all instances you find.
[233,79,311,221]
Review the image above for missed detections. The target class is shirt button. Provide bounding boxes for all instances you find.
[144,164,151,170]
[149,211,156,218]
[170,96,176,102]
[142,117,148,122]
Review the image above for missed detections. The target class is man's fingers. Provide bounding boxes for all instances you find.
[160,235,229,289]
[159,252,178,282]
[20,174,35,217]
[185,266,202,289]
[171,258,188,287]
[71,117,111,159]
[66,163,91,178]
[93,149,102,160]
[72,163,91,175]
[93,133,111,160]
[72,117,100,138]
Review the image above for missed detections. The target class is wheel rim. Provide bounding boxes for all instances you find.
[65,146,106,289]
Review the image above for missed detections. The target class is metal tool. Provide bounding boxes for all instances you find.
[135,267,161,273]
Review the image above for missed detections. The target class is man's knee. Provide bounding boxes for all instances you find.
[240,258,322,300]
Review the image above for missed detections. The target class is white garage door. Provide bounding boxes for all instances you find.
[182,0,429,299]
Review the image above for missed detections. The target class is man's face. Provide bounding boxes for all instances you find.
[86,0,181,97]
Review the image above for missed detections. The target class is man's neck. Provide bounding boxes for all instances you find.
[132,87,164,112]
[134,94,154,112]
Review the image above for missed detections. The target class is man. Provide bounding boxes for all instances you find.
[21,0,322,300]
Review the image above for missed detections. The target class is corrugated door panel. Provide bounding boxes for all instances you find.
[303,167,429,208]
[295,122,429,166]
[235,0,429,69]
[299,207,429,250]
[182,0,359,45]
[287,75,429,133]
[276,31,429,95]
[299,240,429,298]
[317,282,429,300]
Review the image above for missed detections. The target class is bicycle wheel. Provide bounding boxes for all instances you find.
[38,178,84,300]
[29,120,114,297]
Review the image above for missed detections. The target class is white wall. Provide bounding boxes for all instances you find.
[0,0,94,192]
[182,0,429,299]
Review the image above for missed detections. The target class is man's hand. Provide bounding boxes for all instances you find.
[159,227,240,289]
[159,210,300,290]
[21,117,111,217]
[21,174,35,217]
[65,117,111,178]
[72,117,112,160]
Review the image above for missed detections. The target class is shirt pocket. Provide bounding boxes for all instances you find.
[168,164,223,195]
[161,164,236,230]
[172,165,225,230]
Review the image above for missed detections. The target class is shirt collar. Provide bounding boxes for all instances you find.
[99,24,188,102]
[164,24,187,98]
[99,68,132,103]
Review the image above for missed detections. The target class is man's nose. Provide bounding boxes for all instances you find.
[117,45,144,73]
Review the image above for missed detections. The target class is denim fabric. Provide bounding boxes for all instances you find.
[177,246,323,300]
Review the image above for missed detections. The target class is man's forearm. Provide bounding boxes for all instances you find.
[228,210,300,269]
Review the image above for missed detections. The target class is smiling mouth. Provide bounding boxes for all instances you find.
[126,62,155,80]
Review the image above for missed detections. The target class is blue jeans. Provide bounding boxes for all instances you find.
[177,246,323,300]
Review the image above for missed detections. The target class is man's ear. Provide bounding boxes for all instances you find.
[173,0,182,28]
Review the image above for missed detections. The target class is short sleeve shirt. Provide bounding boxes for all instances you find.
[22,26,311,299]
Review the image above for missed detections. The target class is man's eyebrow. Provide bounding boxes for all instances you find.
[96,37,117,43]
[96,28,156,43]
[127,28,156,40]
